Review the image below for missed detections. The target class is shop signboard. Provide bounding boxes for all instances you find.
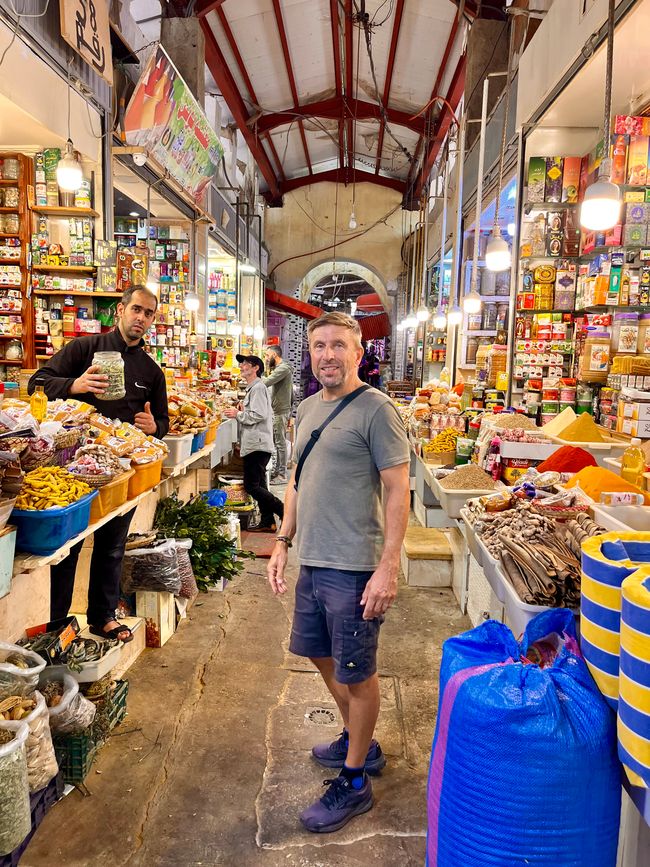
[60,0,113,86]
[124,45,224,209]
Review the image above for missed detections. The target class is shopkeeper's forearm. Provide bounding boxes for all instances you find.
[278,467,298,539]
[378,463,410,569]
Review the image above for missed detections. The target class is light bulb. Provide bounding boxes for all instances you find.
[447,305,463,326]
[184,291,200,312]
[349,211,357,230]
[507,222,516,238]
[404,312,418,328]
[56,140,83,192]
[433,310,447,330]
[253,325,265,340]
[244,324,254,337]
[129,211,139,217]
[485,230,512,272]
[416,305,430,322]
[229,320,243,336]
[580,179,621,230]
[396,321,405,332]
[462,290,482,314]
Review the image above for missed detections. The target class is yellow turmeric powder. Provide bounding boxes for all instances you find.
[558,413,605,443]
[564,466,650,504]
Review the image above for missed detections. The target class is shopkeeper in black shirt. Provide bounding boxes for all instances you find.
[28,287,169,643]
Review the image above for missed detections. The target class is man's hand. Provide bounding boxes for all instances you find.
[360,561,398,620]
[134,401,157,434]
[223,407,238,419]
[267,543,289,595]
[69,365,109,396]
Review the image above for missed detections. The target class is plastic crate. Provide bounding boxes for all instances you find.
[127,459,163,499]
[89,470,134,523]
[11,490,98,556]
[204,420,220,446]
[191,430,207,454]
[163,433,193,467]
[53,731,98,784]
[107,679,129,729]
[0,773,64,867]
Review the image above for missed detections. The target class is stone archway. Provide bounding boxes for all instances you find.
[298,260,392,312]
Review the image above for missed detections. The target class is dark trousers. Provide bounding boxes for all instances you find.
[50,508,136,625]
[243,451,284,527]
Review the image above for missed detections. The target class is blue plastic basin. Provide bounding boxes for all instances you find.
[11,490,98,556]
[191,430,207,454]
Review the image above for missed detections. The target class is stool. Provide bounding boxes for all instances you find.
[401,527,452,588]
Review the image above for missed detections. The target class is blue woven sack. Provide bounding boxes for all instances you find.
[426,609,621,867]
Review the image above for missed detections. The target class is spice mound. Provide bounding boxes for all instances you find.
[557,413,604,443]
[564,466,650,504]
[537,445,598,474]
[439,464,495,490]
[485,413,537,431]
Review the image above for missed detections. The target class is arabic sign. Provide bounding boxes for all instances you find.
[60,0,113,85]
[123,45,223,208]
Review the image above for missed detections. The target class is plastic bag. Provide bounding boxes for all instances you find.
[175,539,198,599]
[0,641,46,701]
[0,720,30,856]
[202,488,227,507]
[22,691,58,793]
[121,539,182,594]
[39,670,96,736]
[426,609,621,867]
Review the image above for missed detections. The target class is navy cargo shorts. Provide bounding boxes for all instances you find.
[289,565,383,685]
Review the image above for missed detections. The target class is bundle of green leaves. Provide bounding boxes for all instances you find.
[154,494,252,591]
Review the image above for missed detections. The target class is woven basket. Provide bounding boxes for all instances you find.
[21,449,56,471]
[67,470,115,489]
[54,427,83,450]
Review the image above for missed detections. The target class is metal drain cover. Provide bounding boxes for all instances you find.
[304,706,337,726]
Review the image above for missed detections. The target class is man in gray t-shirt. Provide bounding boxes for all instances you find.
[267,312,409,834]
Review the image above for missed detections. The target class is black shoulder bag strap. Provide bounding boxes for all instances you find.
[294,384,370,491]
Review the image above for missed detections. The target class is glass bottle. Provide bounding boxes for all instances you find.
[30,385,48,422]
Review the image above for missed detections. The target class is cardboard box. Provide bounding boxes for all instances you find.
[545,157,564,202]
[619,397,650,423]
[610,134,629,185]
[561,157,581,203]
[627,135,649,186]
[618,417,650,438]
[136,591,175,647]
[624,224,647,246]
[527,157,546,203]
[625,202,648,224]
[24,616,80,663]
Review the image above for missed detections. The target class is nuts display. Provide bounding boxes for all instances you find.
[15,466,91,510]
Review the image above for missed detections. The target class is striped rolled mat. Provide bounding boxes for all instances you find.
[580,533,650,710]
[619,565,650,788]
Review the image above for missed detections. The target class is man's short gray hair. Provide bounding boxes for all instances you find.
[266,345,283,357]
[307,312,362,349]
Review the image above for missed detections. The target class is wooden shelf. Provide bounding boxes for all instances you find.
[0,258,21,265]
[32,265,95,273]
[0,233,20,239]
[31,206,99,218]
[0,206,19,213]
[0,179,20,185]
[34,289,121,297]
[0,359,25,365]
[35,354,53,360]
[0,334,23,338]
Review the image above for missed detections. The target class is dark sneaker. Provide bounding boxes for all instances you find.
[247,523,277,534]
[300,775,373,833]
[270,475,287,485]
[311,731,386,775]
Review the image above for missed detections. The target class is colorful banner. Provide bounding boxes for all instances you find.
[124,45,223,208]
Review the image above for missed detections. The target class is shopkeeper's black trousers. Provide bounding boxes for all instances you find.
[50,508,136,626]
[243,451,284,528]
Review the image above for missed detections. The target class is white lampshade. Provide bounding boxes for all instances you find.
[229,320,243,336]
[447,305,463,326]
[184,291,200,312]
[507,222,516,237]
[416,305,430,322]
[404,312,418,329]
[462,290,482,314]
[56,141,83,193]
[580,179,621,230]
[433,310,447,330]
[244,323,254,336]
[348,211,357,230]
[253,324,265,340]
[485,231,512,272]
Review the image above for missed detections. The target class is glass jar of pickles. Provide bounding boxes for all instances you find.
[92,351,126,400]
[3,187,19,209]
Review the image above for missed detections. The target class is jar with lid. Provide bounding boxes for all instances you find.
[3,187,19,208]
[5,339,22,360]
[467,312,482,331]
[578,331,611,383]
[482,303,497,331]
[466,337,479,364]
[638,313,650,355]
[612,312,638,354]
[92,351,126,400]
[486,344,508,388]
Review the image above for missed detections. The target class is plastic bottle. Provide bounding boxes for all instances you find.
[30,385,48,422]
[620,438,646,489]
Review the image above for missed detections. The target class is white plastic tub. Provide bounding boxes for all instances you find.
[68,642,122,683]
[459,508,483,566]
[430,475,500,520]
[163,434,193,468]
[591,504,650,533]
[499,565,579,638]
[477,537,507,603]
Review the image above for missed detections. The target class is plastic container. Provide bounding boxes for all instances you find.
[591,504,650,533]
[500,566,579,637]
[89,470,134,523]
[459,507,484,567]
[612,312,639,354]
[191,429,207,454]
[162,433,193,468]
[0,498,16,532]
[67,643,121,684]
[430,475,498,520]
[579,331,611,383]
[91,351,125,401]
[10,491,97,556]
[621,437,646,488]
[127,459,163,499]
[204,420,220,446]
[52,732,97,785]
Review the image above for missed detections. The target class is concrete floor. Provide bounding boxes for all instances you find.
[25,551,469,867]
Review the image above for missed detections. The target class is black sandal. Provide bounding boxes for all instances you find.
[89,622,134,643]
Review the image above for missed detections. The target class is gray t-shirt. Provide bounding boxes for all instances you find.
[294,388,409,570]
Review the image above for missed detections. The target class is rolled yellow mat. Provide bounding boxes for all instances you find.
[619,565,650,788]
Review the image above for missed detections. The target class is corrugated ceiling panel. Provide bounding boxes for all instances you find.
[282,0,334,103]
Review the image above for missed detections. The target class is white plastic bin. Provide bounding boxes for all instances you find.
[591,504,650,534]
[499,566,579,638]
[430,475,498,520]
[163,434,193,468]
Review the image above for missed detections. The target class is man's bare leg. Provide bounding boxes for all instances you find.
[345,673,380,767]
[310,656,350,727]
